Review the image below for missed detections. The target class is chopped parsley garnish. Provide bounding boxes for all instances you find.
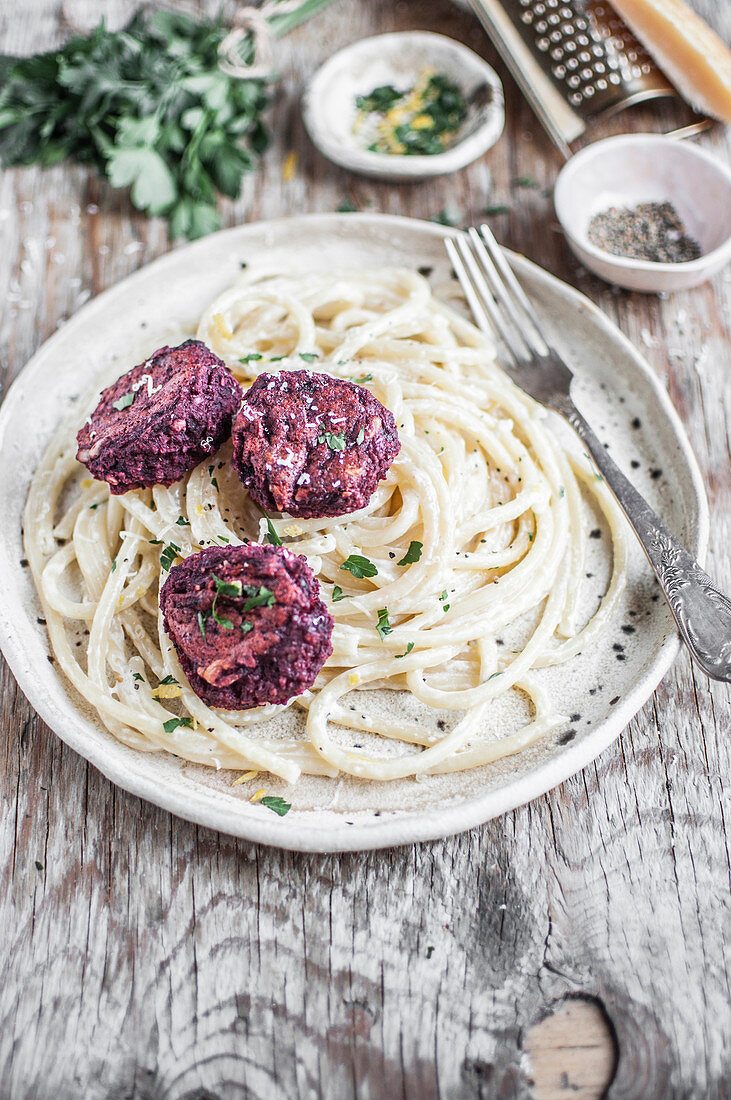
[558,486,565,498]
[395,642,415,659]
[513,174,539,189]
[356,84,401,112]
[163,717,193,734]
[439,589,450,612]
[430,208,461,227]
[35,860,44,872]
[336,198,357,213]
[332,585,351,602]
[89,502,101,510]
[176,516,191,526]
[356,428,365,444]
[340,554,378,579]
[149,538,162,545]
[217,534,230,544]
[239,352,263,363]
[242,584,275,611]
[158,674,178,686]
[484,203,511,216]
[318,429,346,451]
[397,540,422,566]
[298,352,319,363]
[215,578,242,600]
[112,392,135,411]
[132,672,145,682]
[197,611,207,638]
[159,542,181,572]
[264,517,282,546]
[260,795,291,816]
[376,607,392,640]
[356,73,468,157]
[350,373,373,384]
[211,476,219,492]
[268,355,286,362]
[211,573,241,630]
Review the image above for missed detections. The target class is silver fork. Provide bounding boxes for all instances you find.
[446,224,731,683]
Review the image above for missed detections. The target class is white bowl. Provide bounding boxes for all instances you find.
[301,31,504,180]
[554,134,731,293]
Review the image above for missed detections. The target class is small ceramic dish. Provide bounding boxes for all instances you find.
[554,134,731,293]
[302,31,504,180]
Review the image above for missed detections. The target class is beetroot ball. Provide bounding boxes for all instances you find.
[76,340,241,493]
[231,370,400,519]
[159,543,333,709]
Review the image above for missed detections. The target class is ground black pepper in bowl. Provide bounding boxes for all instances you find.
[587,201,702,264]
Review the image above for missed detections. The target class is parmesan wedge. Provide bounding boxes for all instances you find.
[611,0,731,123]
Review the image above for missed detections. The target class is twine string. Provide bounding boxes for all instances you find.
[218,0,304,79]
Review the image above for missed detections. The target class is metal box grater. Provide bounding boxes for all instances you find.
[467,0,702,156]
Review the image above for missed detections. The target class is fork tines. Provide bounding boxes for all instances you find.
[446,224,551,363]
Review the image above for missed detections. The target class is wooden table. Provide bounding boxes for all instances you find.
[1,2,729,1097]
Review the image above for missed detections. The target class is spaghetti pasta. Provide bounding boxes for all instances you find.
[24,267,628,784]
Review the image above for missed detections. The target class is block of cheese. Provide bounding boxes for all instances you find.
[611,0,731,123]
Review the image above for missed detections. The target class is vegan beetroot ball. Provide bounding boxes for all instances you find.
[76,340,241,493]
[159,543,334,709]
[231,369,400,519]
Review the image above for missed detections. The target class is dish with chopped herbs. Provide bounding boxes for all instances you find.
[0,215,705,848]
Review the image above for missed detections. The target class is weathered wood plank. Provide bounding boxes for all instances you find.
[0,1,729,1098]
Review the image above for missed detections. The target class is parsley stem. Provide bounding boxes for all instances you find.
[268,0,338,39]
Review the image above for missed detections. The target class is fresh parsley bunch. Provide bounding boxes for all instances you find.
[0,8,301,238]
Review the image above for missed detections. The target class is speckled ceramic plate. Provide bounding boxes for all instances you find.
[0,214,707,851]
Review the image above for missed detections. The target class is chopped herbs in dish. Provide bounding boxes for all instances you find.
[354,70,468,157]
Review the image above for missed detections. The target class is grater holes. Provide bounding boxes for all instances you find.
[510,0,667,112]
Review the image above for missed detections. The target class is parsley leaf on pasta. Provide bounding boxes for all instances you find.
[376,608,392,639]
[341,554,378,579]
[397,541,423,566]
[163,717,193,734]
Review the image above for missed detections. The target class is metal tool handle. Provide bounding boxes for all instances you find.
[561,400,731,682]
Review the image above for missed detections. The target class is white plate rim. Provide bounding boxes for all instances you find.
[0,212,708,851]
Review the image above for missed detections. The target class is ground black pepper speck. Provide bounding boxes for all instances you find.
[588,201,701,264]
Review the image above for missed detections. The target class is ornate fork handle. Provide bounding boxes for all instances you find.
[559,398,731,683]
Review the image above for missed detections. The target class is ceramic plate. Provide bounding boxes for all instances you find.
[0,214,707,851]
[302,32,504,180]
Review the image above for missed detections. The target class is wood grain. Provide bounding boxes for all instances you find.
[0,1,729,1098]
